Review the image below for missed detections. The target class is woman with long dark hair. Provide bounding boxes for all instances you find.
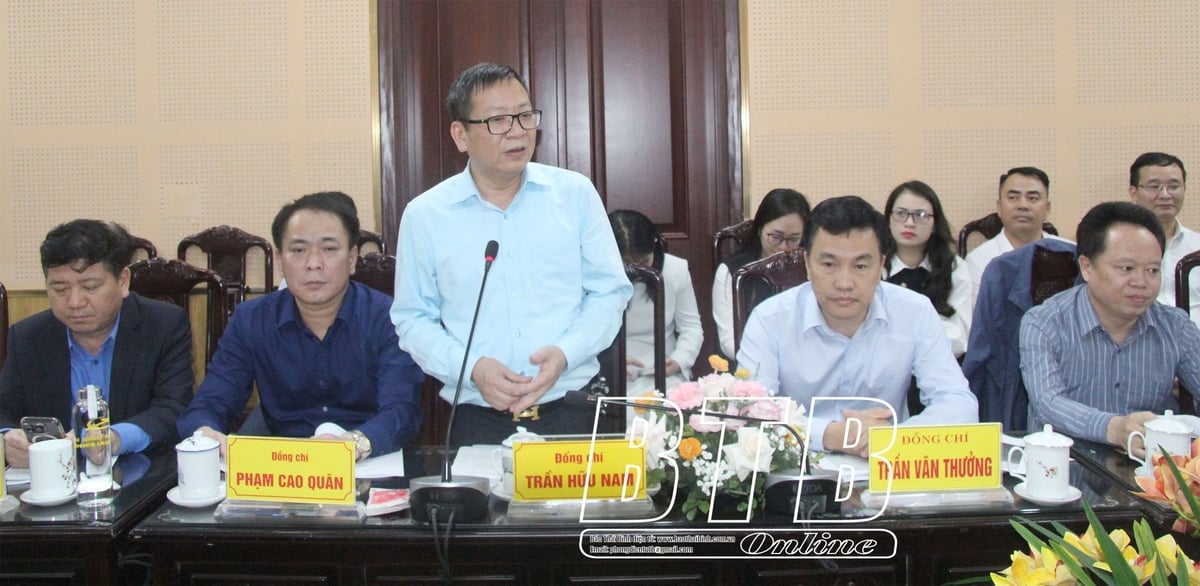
[712,188,811,359]
[609,210,703,394]
[883,180,971,356]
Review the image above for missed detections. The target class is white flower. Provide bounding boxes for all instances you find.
[627,412,673,470]
[723,427,775,481]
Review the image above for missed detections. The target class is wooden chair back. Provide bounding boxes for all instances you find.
[128,258,229,363]
[358,230,387,255]
[177,225,274,302]
[713,220,754,264]
[349,253,396,297]
[731,249,808,355]
[1030,247,1078,305]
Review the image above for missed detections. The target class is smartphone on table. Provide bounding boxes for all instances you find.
[20,416,66,444]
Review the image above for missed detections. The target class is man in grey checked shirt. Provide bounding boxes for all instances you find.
[1020,202,1200,459]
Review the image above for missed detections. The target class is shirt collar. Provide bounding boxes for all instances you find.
[66,312,121,354]
[1074,284,1156,340]
[275,283,357,332]
[446,161,547,206]
[801,283,889,336]
[887,256,931,277]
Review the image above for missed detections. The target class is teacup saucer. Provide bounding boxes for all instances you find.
[20,490,77,507]
[490,483,513,502]
[167,484,226,508]
[1013,482,1081,506]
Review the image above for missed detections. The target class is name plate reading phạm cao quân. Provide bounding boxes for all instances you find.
[868,423,1001,492]
[226,435,356,504]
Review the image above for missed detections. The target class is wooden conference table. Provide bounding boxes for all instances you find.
[0,448,176,584]
[124,443,1180,585]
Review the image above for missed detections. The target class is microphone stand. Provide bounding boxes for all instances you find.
[409,242,499,524]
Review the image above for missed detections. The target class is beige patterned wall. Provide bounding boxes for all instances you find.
[0,0,376,290]
[743,0,1200,240]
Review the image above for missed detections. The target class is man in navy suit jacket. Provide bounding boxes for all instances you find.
[0,220,193,467]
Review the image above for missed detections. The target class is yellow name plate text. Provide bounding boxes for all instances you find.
[226,435,356,504]
[512,439,645,502]
[868,423,1002,492]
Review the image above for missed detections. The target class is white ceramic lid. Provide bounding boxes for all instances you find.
[1024,424,1073,448]
[176,430,220,452]
[503,425,546,447]
[1146,410,1192,434]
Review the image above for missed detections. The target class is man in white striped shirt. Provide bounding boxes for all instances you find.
[1020,202,1200,458]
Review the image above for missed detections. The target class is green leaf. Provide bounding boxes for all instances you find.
[1132,519,1170,586]
[1010,518,1050,551]
[1082,501,1139,584]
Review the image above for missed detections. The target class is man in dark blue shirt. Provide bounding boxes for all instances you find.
[178,192,423,459]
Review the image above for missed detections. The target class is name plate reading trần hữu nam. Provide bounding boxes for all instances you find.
[511,439,646,502]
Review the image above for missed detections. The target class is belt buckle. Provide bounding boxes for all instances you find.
[512,405,540,422]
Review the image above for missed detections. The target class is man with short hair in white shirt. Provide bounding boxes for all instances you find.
[738,196,978,457]
[1128,152,1200,325]
[965,166,1073,299]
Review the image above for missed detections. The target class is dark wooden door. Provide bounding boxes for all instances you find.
[378,0,742,443]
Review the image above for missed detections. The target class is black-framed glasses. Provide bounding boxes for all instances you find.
[464,110,542,135]
[1138,182,1185,196]
[765,232,802,248]
[891,209,934,225]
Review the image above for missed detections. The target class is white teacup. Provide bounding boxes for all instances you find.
[1007,425,1073,500]
[27,438,78,500]
[176,431,222,500]
[492,427,544,495]
[1128,410,1193,475]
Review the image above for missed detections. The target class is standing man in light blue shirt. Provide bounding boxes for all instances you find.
[391,63,632,447]
[737,196,978,456]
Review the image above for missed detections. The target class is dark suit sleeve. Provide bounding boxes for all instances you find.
[121,304,195,450]
[0,327,26,429]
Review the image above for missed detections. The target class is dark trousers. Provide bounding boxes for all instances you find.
[449,401,599,449]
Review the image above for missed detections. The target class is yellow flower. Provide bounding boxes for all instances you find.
[1156,536,1200,583]
[734,367,751,380]
[1063,526,1129,562]
[678,437,703,461]
[708,355,730,373]
[1092,543,1154,584]
[990,548,1070,585]
[633,391,658,415]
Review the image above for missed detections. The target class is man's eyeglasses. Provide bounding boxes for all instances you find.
[1138,182,1185,196]
[765,232,802,248]
[463,110,542,135]
[891,209,934,225]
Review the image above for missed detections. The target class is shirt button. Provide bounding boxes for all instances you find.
[511,292,517,298]
[1115,382,1121,389]
[322,406,329,413]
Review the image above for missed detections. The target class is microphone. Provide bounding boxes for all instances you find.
[409,240,499,524]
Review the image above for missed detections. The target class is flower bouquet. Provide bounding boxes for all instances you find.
[986,502,1199,585]
[1132,438,1200,537]
[626,356,811,520]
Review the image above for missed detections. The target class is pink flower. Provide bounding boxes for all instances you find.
[666,382,705,410]
[743,398,782,421]
[730,380,768,398]
[690,412,737,433]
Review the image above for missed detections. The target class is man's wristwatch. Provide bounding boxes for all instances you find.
[348,430,372,460]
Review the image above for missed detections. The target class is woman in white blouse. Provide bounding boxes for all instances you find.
[882,180,972,357]
[609,210,704,396]
[711,189,810,359]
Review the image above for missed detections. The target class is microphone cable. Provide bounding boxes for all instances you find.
[429,504,458,583]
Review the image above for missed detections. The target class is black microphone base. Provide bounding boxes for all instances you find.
[409,475,490,523]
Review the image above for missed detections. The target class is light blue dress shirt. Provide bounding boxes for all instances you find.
[737,282,978,452]
[391,162,633,406]
[68,317,148,454]
[1021,285,1200,443]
